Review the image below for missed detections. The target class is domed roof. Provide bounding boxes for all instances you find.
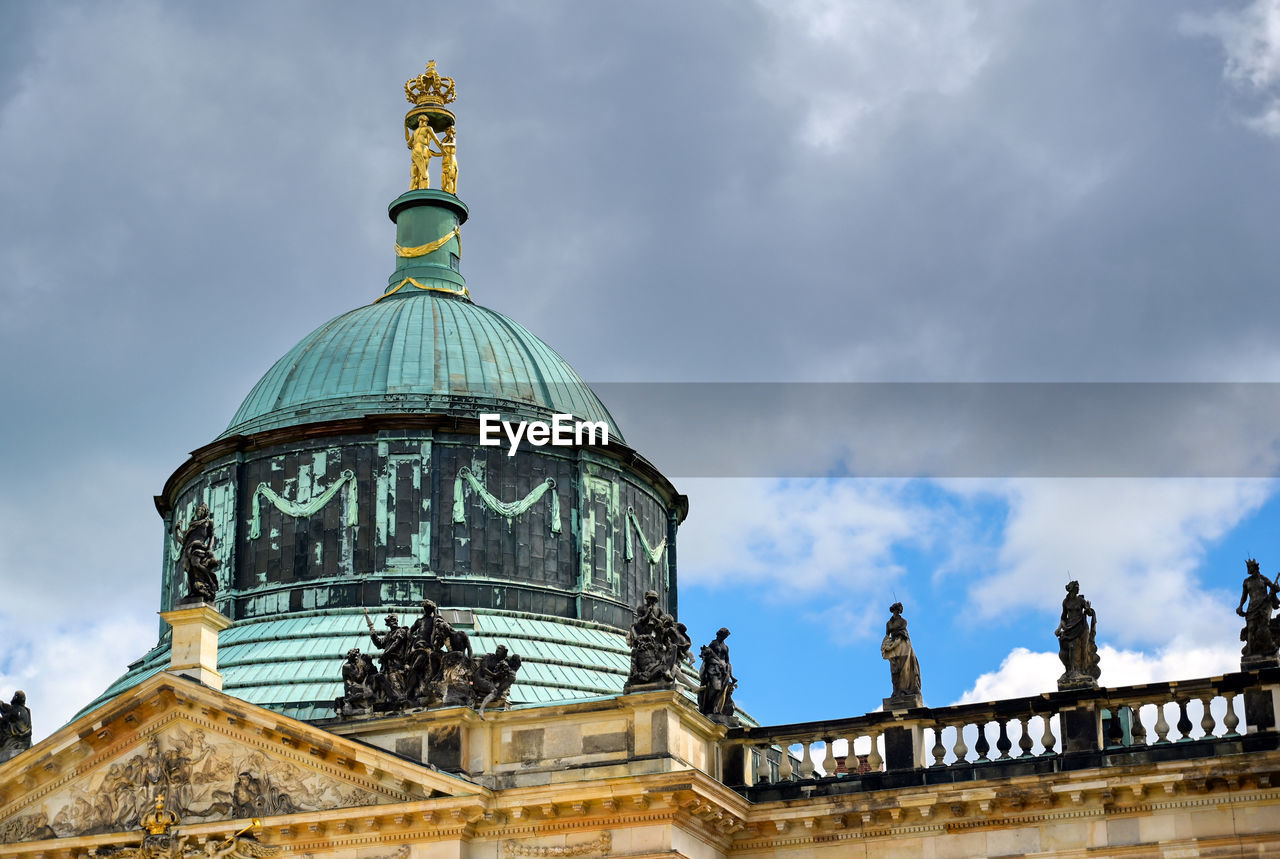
[222,291,623,441]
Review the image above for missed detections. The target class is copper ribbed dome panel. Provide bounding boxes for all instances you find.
[221,292,623,441]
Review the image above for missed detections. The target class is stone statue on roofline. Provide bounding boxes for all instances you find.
[364,610,413,707]
[881,603,923,708]
[0,690,32,763]
[1237,558,1280,668]
[337,603,520,718]
[624,590,686,691]
[473,645,522,718]
[1055,580,1100,690]
[697,627,739,725]
[335,649,377,717]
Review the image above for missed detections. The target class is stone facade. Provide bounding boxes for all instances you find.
[3,647,1279,859]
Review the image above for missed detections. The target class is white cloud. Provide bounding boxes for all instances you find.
[678,478,922,589]
[676,478,936,638]
[0,455,163,741]
[957,478,1273,649]
[1182,0,1280,137]
[0,618,155,742]
[956,642,1241,705]
[751,0,1004,150]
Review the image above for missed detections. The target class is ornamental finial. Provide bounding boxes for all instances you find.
[405,60,456,107]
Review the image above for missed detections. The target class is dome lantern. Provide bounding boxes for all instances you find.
[383,61,468,302]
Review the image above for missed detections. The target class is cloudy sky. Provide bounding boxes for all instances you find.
[3,0,1280,737]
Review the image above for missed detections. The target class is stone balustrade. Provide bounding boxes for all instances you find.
[722,667,1280,798]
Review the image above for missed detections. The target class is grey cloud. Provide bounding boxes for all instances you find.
[3,1,1280,732]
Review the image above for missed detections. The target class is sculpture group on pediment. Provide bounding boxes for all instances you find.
[624,590,691,691]
[0,690,31,763]
[336,601,521,718]
[0,728,378,842]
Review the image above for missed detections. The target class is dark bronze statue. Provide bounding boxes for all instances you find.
[474,645,523,718]
[0,690,32,763]
[335,648,377,717]
[365,611,413,706]
[1055,580,1100,690]
[338,603,522,718]
[625,590,685,690]
[173,503,221,603]
[881,602,922,706]
[1237,558,1280,665]
[697,627,738,725]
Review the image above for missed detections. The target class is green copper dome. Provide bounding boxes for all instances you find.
[221,290,623,441]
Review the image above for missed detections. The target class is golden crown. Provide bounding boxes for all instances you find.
[405,61,456,107]
[141,796,180,835]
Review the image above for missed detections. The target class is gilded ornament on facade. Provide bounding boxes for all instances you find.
[140,797,179,836]
[395,226,460,259]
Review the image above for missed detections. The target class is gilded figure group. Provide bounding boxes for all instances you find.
[336,600,520,718]
[408,120,459,194]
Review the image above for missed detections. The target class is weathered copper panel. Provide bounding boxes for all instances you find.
[162,428,675,632]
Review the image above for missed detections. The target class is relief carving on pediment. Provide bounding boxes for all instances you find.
[1,723,386,843]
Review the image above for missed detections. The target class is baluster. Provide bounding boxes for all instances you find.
[974,722,991,762]
[1105,706,1125,747]
[995,719,1013,760]
[1154,702,1171,744]
[931,724,947,767]
[843,735,858,776]
[1223,693,1241,738]
[1176,699,1193,742]
[1199,696,1216,739]
[952,723,969,763]
[822,739,836,778]
[868,732,884,772]
[1040,714,1057,755]
[755,745,771,784]
[1017,716,1034,758]
[798,740,815,778]
[1130,704,1147,747]
[778,743,794,780]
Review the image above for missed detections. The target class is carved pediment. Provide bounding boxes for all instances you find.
[0,675,472,845]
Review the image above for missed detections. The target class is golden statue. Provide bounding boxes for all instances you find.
[404,62,460,193]
[408,117,440,191]
[440,127,458,194]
